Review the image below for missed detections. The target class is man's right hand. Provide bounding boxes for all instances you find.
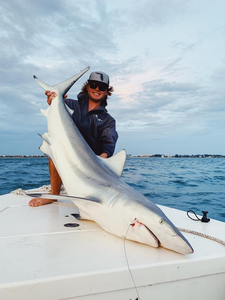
[45,90,68,105]
[45,90,57,105]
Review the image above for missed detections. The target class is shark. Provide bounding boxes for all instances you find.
[32,67,194,255]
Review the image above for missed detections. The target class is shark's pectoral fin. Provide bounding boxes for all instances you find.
[27,193,100,221]
[99,149,126,177]
[27,193,101,204]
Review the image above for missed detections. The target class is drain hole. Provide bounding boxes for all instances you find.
[64,223,80,227]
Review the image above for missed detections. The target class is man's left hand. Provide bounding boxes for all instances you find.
[100,153,108,158]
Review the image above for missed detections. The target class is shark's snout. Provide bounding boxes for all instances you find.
[156,228,194,254]
[166,235,194,254]
[132,216,194,254]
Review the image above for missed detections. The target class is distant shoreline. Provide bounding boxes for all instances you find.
[128,154,225,158]
[0,154,224,159]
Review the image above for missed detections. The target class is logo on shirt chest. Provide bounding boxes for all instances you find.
[93,114,103,122]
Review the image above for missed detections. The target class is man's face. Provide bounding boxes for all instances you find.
[87,81,108,103]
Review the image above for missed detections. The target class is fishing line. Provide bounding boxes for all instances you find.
[123,219,141,300]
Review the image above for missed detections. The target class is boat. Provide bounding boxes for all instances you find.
[1,186,225,300]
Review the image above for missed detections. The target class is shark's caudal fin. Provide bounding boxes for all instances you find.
[33,66,90,96]
[99,150,126,177]
[33,76,52,91]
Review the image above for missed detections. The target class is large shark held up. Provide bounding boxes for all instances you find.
[33,67,194,255]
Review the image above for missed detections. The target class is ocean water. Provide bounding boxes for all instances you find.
[0,158,50,195]
[0,157,225,222]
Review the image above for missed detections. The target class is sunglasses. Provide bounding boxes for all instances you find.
[89,81,108,92]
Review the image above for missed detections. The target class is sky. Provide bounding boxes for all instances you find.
[0,0,225,156]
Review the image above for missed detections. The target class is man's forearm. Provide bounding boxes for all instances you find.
[49,158,62,194]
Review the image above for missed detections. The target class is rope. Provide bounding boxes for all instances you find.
[53,201,77,208]
[178,227,225,247]
[11,184,65,195]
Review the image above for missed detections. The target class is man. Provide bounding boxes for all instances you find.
[29,71,118,207]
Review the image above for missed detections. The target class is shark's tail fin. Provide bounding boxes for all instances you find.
[33,75,52,91]
[33,66,90,95]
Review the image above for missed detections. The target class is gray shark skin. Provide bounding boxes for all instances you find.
[34,67,193,255]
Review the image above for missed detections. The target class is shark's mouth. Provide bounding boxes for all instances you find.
[143,224,160,247]
[134,219,160,247]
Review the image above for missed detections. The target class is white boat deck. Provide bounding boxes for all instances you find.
[0,192,225,300]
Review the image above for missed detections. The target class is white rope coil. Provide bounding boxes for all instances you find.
[179,227,225,247]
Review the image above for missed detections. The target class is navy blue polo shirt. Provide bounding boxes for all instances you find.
[65,92,118,157]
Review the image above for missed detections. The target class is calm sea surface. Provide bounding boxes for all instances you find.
[0,157,225,222]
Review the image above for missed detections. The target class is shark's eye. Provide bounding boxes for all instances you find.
[159,218,164,225]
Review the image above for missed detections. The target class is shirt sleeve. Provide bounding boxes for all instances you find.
[100,118,118,157]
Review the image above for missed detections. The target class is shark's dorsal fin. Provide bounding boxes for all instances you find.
[99,149,126,177]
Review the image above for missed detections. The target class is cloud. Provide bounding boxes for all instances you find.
[162,57,184,72]
[0,0,121,136]
[126,79,203,111]
[211,66,225,86]
[127,0,192,30]
[0,0,118,76]
[111,78,225,140]
[171,41,196,54]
